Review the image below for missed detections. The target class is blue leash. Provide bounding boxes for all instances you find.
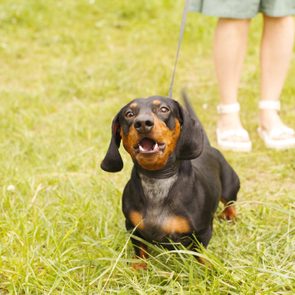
[168,0,190,98]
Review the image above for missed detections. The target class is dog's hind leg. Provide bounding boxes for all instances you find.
[214,149,240,220]
[220,166,239,220]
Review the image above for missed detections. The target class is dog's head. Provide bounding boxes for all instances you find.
[101,96,203,172]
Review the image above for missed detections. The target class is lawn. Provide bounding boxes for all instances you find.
[0,0,294,293]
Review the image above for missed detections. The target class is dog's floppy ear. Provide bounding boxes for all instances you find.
[101,112,123,172]
[174,101,204,160]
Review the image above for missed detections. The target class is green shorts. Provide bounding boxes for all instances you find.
[189,0,295,18]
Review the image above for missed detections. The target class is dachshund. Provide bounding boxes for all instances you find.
[101,93,239,268]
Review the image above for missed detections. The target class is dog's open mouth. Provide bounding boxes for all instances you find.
[134,138,166,154]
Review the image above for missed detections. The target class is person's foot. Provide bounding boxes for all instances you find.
[258,101,295,149]
[259,109,291,133]
[216,103,252,152]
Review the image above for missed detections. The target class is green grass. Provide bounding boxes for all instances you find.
[0,0,294,293]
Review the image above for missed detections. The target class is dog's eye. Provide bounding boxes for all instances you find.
[125,110,135,118]
[159,106,170,113]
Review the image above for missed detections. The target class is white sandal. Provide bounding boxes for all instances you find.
[216,103,252,152]
[258,100,295,150]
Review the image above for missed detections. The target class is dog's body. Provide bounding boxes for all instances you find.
[101,94,240,265]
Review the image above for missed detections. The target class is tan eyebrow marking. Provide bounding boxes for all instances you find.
[129,102,138,108]
[152,100,161,105]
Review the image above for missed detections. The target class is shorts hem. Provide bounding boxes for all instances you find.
[191,10,295,19]
[261,10,295,17]
[198,12,256,19]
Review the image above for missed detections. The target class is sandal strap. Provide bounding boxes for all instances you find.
[216,128,250,140]
[259,100,280,111]
[258,126,295,149]
[217,103,240,114]
[267,126,294,138]
[216,128,252,151]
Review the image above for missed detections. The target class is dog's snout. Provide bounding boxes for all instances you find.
[134,115,154,134]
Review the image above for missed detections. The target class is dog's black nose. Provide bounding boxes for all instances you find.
[134,114,154,134]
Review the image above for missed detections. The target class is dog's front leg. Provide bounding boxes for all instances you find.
[130,235,149,270]
[126,219,149,270]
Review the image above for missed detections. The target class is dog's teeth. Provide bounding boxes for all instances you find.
[139,145,145,152]
[154,143,159,150]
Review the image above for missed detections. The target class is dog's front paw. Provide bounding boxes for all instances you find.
[132,262,147,270]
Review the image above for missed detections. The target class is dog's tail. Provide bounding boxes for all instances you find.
[181,90,210,146]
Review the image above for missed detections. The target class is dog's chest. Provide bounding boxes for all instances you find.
[140,174,177,203]
[139,174,190,241]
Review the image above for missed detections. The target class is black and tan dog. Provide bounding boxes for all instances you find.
[101,94,239,268]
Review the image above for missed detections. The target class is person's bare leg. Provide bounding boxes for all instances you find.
[260,15,295,131]
[214,18,251,131]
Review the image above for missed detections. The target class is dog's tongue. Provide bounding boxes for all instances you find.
[140,138,155,151]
